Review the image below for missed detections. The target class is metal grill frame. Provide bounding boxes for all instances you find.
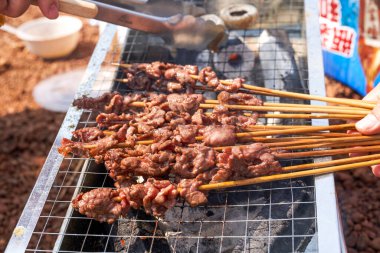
[6,1,344,252]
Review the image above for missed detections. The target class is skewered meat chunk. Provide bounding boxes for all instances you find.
[173,125,199,144]
[178,179,208,207]
[73,92,142,114]
[214,143,282,182]
[59,138,89,157]
[199,67,243,92]
[231,143,282,177]
[202,125,236,147]
[119,151,175,177]
[217,91,263,106]
[173,144,216,178]
[216,78,243,92]
[142,179,178,216]
[167,94,204,114]
[58,135,119,157]
[199,66,220,88]
[72,188,128,224]
[72,179,179,222]
[73,127,105,142]
[96,113,135,128]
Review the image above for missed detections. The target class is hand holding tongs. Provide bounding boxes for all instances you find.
[32,0,227,50]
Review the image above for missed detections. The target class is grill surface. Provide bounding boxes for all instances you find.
[6,1,341,252]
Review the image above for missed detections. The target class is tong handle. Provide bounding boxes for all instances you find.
[31,0,98,19]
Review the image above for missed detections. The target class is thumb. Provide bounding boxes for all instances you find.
[37,0,59,19]
[356,102,380,135]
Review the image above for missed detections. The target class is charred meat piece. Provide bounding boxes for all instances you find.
[178,179,208,207]
[173,144,216,178]
[143,178,178,216]
[173,125,199,144]
[96,113,135,128]
[58,138,89,157]
[216,78,243,92]
[72,179,179,222]
[119,151,176,177]
[73,92,142,113]
[167,94,204,114]
[73,127,105,142]
[202,125,236,147]
[231,143,282,177]
[199,66,220,88]
[210,105,259,128]
[214,143,282,182]
[217,91,263,106]
[72,188,128,224]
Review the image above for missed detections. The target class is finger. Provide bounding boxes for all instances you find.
[363,83,380,102]
[0,0,30,17]
[0,0,8,13]
[372,164,380,177]
[37,0,58,19]
[356,102,380,135]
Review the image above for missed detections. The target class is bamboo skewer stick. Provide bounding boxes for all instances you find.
[88,123,356,149]
[265,135,380,148]
[276,145,380,159]
[233,123,355,137]
[203,99,367,111]
[127,101,368,115]
[273,139,380,150]
[198,159,380,191]
[283,153,380,171]
[112,63,374,109]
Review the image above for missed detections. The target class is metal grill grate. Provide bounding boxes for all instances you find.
[6,0,339,252]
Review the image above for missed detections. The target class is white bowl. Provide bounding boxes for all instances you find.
[17,16,83,59]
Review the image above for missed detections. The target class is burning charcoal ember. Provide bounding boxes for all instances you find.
[201,125,236,147]
[72,188,128,224]
[167,93,204,114]
[173,144,216,178]
[217,91,263,106]
[178,179,208,207]
[73,127,105,142]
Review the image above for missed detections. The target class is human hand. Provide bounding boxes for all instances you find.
[0,0,59,19]
[355,84,380,176]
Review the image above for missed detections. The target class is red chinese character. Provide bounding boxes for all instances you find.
[329,0,339,22]
[320,22,331,48]
[319,0,341,23]
[330,27,355,56]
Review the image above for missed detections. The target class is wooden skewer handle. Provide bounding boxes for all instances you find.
[199,158,380,191]
[31,0,98,19]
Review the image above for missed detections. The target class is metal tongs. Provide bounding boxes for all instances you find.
[37,0,227,50]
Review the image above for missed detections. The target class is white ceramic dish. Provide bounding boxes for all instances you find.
[17,16,83,59]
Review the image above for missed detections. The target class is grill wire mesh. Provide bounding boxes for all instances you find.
[23,0,320,252]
